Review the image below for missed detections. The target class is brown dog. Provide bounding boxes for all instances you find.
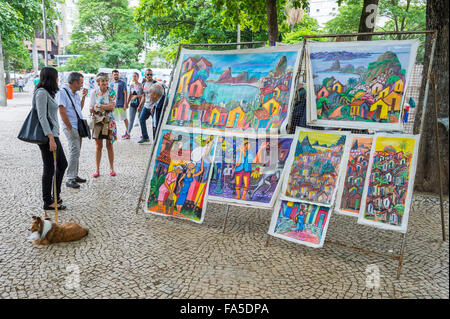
[29,215,88,245]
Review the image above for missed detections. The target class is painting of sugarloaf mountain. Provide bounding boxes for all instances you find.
[166,47,301,133]
[284,130,349,206]
[308,40,418,129]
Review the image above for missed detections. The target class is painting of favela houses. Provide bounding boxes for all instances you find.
[208,135,293,208]
[268,200,332,248]
[164,46,302,134]
[358,134,419,233]
[145,129,217,224]
[335,135,374,217]
[307,40,419,130]
[282,128,350,206]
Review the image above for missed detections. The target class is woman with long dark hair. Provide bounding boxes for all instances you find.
[35,67,68,210]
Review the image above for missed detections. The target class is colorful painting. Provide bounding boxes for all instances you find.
[144,129,217,223]
[306,40,419,130]
[335,135,374,217]
[358,134,419,232]
[208,135,293,208]
[268,200,332,248]
[282,127,350,206]
[164,46,302,134]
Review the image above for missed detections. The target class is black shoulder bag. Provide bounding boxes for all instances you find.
[17,88,53,144]
[63,88,91,139]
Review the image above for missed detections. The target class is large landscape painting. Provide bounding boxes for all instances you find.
[208,135,293,208]
[164,46,302,134]
[282,128,350,206]
[358,134,419,232]
[307,40,418,130]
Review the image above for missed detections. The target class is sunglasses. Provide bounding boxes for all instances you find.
[146,74,153,76]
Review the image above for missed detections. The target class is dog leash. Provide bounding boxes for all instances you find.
[53,151,58,224]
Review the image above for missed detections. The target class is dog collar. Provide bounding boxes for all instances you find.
[40,220,52,240]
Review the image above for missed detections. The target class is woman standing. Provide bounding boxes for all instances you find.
[123,72,143,139]
[35,67,68,210]
[90,72,117,177]
[157,166,182,214]
[175,160,204,215]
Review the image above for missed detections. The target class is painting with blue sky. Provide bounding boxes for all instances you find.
[164,46,302,135]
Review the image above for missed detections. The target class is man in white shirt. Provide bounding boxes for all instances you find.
[57,72,88,188]
[137,83,165,144]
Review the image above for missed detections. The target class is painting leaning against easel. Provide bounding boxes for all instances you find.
[306,39,419,130]
[335,135,374,217]
[144,129,217,224]
[163,45,302,134]
[358,134,420,233]
[208,135,293,208]
[268,200,332,248]
[281,127,351,206]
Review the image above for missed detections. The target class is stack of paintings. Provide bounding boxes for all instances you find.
[306,40,419,131]
[268,128,351,247]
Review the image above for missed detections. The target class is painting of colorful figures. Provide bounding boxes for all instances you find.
[358,134,419,233]
[208,135,293,208]
[164,46,302,134]
[268,200,332,248]
[282,128,350,206]
[307,39,419,130]
[145,129,217,224]
[335,135,374,217]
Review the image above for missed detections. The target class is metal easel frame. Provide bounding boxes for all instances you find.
[264,30,441,279]
[135,41,266,217]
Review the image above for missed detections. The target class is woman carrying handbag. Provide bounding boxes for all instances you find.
[34,67,68,210]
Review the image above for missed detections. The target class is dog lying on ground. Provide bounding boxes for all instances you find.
[29,215,88,245]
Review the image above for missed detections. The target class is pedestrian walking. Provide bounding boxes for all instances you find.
[33,74,40,87]
[34,67,68,210]
[90,72,117,177]
[138,83,165,144]
[109,70,128,138]
[17,76,25,92]
[57,72,88,189]
[123,72,143,139]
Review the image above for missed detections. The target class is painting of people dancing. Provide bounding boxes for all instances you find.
[307,40,418,130]
[165,46,301,134]
[283,128,350,206]
[358,134,419,232]
[268,201,332,248]
[208,136,293,208]
[145,129,217,223]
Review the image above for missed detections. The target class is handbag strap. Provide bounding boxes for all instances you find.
[63,88,82,120]
[33,87,53,130]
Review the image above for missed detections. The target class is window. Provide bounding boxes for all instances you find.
[316,9,320,12]
[332,7,336,11]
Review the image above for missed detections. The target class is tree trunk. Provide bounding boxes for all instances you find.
[0,33,7,107]
[357,0,379,40]
[266,0,278,46]
[414,0,449,195]
[32,37,39,74]
[4,53,10,84]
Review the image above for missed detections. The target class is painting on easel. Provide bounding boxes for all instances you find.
[144,129,217,223]
[268,200,332,248]
[208,135,293,208]
[335,135,374,217]
[358,134,419,232]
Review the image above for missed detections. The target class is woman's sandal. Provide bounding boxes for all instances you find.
[92,172,100,178]
[110,171,116,177]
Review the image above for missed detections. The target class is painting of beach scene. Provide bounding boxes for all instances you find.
[307,40,419,130]
[145,129,217,223]
[335,135,374,217]
[282,128,350,206]
[164,46,302,134]
[268,200,332,248]
[208,135,293,208]
[358,134,419,232]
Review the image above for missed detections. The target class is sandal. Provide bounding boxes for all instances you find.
[110,171,116,176]
[92,172,100,178]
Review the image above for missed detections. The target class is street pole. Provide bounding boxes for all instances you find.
[42,0,48,67]
[237,24,241,50]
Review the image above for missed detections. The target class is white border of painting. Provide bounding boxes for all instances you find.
[306,39,419,131]
[267,199,333,248]
[206,134,295,208]
[335,134,375,217]
[162,45,303,137]
[143,128,218,224]
[357,133,420,233]
[279,126,351,207]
